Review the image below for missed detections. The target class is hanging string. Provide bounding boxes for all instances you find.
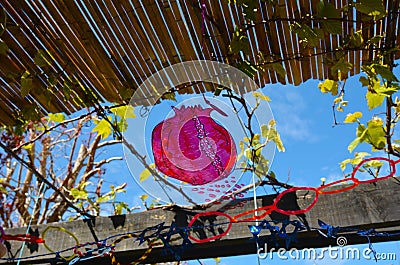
[2,218,400,263]
[16,181,45,265]
[201,0,207,51]
[251,171,261,265]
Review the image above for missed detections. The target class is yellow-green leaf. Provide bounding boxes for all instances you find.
[162,91,177,101]
[366,118,386,150]
[348,137,361,153]
[290,22,322,47]
[366,91,385,110]
[355,0,386,20]
[317,1,342,34]
[375,83,399,96]
[237,60,258,78]
[22,143,34,151]
[21,70,32,97]
[344,112,362,123]
[348,30,364,48]
[92,118,112,139]
[372,64,398,82]
[318,79,338,96]
[331,58,353,80]
[48,113,65,123]
[140,163,155,182]
[339,158,352,171]
[262,124,285,152]
[69,188,88,200]
[110,105,136,119]
[229,27,251,55]
[34,49,54,67]
[253,91,271,101]
[139,194,149,201]
[265,63,286,78]
[97,195,113,203]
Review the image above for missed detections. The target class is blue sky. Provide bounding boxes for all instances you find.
[99,63,400,264]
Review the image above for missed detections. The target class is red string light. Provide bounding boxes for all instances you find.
[188,157,400,243]
[0,233,44,244]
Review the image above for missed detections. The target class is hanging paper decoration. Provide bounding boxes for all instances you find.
[123,60,278,205]
[152,105,236,185]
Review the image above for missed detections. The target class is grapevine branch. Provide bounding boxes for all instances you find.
[12,103,128,152]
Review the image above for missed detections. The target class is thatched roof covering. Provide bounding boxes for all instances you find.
[0,0,399,126]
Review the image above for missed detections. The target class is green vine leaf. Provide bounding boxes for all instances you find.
[116,119,128,133]
[289,22,323,47]
[69,188,89,200]
[110,105,136,119]
[318,79,338,96]
[162,91,177,101]
[114,202,130,215]
[139,163,156,182]
[96,195,113,203]
[366,91,385,110]
[264,62,286,78]
[253,91,271,101]
[21,105,40,121]
[229,26,250,55]
[237,60,258,78]
[344,112,362,123]
[92,118,112,139]
[348,118,386,153]
[261,120,285,152]
[367,35,384,45]
[331,58,353,80]
[348,137,362,153]
[139,194,149,201]
[348,124,368,152]
[355,0,386,20]
[340,152,371,170]
[20,70,32,97]
[317,1,342,34]
[34,49,54,67]
[371,64,398,82]
[375,83,399,96]
[344,30,364,49]
[366,118,386,150]
[48,113,66,123]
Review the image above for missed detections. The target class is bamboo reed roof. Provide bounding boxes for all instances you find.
[0,0,399,126]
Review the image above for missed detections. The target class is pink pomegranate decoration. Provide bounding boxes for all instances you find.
[152,105,236,185]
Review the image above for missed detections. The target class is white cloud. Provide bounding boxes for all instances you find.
[266,89,318,143]
[278,114,314,142]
